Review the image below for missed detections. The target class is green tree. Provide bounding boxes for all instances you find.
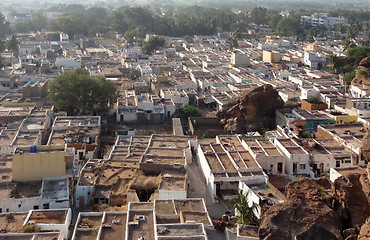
[48,69,117,115]
[124,28,143,43]
[6,35,19,54]
[326,54,345,73]
[266,12,282,29]
[230,190,259,226]
[347,46,370,64]
[343,71,356,85]
[50,14,88,38]
[86,7,108,20]
[15,11,47,33]
[129,68,141,80]
[181,105,201,118]
[250,7,267,25]
[109,11,129,33]
[142,36,166,55]
[276,18,302,37]
[229,28,241,50]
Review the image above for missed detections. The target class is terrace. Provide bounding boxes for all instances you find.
[127,210,155,240]
[27,210,67,224]
[99,213,127,240]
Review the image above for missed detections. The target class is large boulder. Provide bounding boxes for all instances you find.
[259,178,343,240]
[361,131,370,161]
[358,217,370,240]
[259,142,370,240]
[216,84,284,133]
[359,56,370,68]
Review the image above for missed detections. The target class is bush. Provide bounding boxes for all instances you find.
[301,132,310,138]
[181,105,201,118]
[306,96,323,105]
[347,46,370,64]
[358,70,367,77]
[343,71,356,84]
[19,224,40,233]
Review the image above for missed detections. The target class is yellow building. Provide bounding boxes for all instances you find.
[324,111,357,124]
[263,50,280,63]
[12,145,67,182]
[333,115,357,124]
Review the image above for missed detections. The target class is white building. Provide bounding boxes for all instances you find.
[60,33,69,43]
[75,160,102,208]
[242,139,286,175]
[23,208,72,239]
[197,135,267,204]
[160,89,189,109]
[55,57,81,69]
[231,52,251,67]
[273,139,311,175]
[304,52,325,70]
[139,65,153,77]
[40,176,70,209]
[238,181,285,219]
[301,13,348,28]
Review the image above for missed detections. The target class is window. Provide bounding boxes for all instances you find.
[18,204,21,208]
[299,164,306,170]
[33,205,39,210]
[6,209,9,212]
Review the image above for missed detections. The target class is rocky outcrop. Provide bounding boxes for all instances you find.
[259,164,370,240]
[216,84,284,133]
[358,217,370,240]
[361,131,370,162]
[359,56,370,68]
[259,178,343,240]
[332,173,370,229]
[351,56,370,86]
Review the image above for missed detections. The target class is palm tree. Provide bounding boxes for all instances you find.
[6,34,19,55]
[230,190,260,226]
[229,28,241,50]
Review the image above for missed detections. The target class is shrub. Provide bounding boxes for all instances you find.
[19,224,40,233]
[358,69,367,77]
[181,105,201,118]
[306,96,323,105]
[343,71,356,84]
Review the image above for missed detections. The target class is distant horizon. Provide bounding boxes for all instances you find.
[1,0,370,12]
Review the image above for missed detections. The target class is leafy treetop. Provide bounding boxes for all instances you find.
[48,69,117,115]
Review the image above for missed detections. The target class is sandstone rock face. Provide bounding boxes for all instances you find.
[259,178,343,240]
[359,56,370,68]
[259,168,370,240]
[358,217,370,240]
[332,173,370,229]
[216,84,284,133]
[361,131,370,162]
